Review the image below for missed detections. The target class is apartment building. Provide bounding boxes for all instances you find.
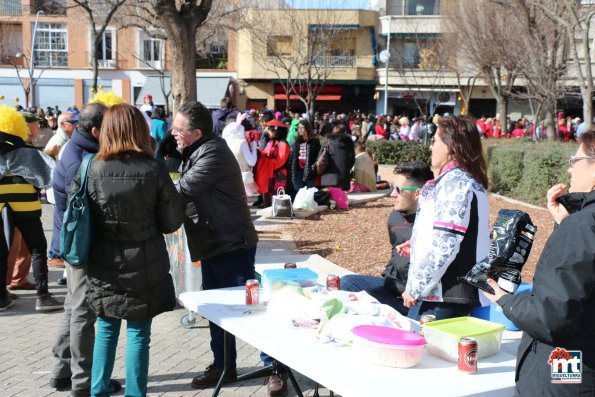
[232,8,379,113]
[0,0,234,111]
[377,0,595,119]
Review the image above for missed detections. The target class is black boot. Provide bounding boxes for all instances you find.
[252,194,264,207]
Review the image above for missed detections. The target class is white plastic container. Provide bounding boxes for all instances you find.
[423,317,505,362]
[351,325,426,368]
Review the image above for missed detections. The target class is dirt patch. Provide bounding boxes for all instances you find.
[280,167,551,283]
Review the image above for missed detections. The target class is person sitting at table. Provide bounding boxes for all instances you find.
[341,161,433,315]
[483,128,595,397]
[402,116,490,320]
[172,101,260,390]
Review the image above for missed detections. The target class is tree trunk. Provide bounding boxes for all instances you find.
[92,39,100,93]
[544,111,555,140]
[582,87,593,130]
[170,26,197,111]
[496,97,507,137]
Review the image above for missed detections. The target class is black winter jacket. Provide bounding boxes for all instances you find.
[179,135,258,261]
[320,133,355,190]
[81,154,183,320]
[498,191,595,396]
[382,211,415,296]
[289,137,320,185]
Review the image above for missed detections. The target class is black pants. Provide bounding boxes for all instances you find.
[201,246,257,369]
[0,215,48,299]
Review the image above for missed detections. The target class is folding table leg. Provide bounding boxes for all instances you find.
[285,366,303,397]
[211,331,232,397]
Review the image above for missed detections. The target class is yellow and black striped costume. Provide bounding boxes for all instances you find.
[0,174,41,218]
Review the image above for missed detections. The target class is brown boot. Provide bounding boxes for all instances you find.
[190,364,237,389]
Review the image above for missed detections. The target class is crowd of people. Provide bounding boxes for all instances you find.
[0,94,593,397]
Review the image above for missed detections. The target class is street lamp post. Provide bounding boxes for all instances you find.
[16,10,44,108]
[383,15,392,116]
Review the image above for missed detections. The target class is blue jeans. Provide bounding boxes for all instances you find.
[91,317,152,397]
[407,301,477,321]
[340,274,409,316]
[201,246,257,369]
[292,168,316,193]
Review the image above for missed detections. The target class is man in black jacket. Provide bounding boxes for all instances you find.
[340,161,433,315]
[173,101,259,389]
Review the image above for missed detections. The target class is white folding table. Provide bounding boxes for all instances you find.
[180,287,518,397]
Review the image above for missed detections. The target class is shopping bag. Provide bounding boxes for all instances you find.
[293,187,318,210]
[60,154,95,266]
[242,169,255,184]
[327,186,349,210]
[271,187,294,218]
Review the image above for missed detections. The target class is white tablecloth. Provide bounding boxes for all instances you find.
[180,287,518,397]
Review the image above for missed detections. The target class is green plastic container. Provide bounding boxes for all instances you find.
[423,317,505,362]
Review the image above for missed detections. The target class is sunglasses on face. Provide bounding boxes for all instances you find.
[393,185,420,194]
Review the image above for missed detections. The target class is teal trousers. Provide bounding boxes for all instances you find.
[91,317,152,397]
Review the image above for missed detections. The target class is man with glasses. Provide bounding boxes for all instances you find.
[340,161,434,315]
[172,101,259,390]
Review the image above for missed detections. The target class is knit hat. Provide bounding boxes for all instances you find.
[0,105,29,141]
[20,111,43,123]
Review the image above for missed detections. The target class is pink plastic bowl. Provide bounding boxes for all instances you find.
[352,325,426,368]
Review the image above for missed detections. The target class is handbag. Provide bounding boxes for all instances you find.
[242,169,255,184]
[60,153,95,266]
[271,187,294,218]
[314,141,330,175]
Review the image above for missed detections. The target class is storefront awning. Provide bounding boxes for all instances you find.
[137,75,231,108]
[273,94,342,101]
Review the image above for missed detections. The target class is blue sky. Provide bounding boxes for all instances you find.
[288,0,376,10]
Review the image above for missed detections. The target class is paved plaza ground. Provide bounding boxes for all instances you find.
[0,204,330,397]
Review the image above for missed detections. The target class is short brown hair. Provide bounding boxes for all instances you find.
[579,127,595,157]
[96,103,154,160]
[437,116,489,189]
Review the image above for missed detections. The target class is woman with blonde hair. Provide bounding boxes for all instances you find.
[77,103,183,397]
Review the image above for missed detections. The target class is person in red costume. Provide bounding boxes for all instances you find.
[254,119,290,208]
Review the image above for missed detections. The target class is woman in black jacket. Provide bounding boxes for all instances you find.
[78,104,183,397]
[320,124,355,190]
[290,119,320,192]
[484,128,595,396]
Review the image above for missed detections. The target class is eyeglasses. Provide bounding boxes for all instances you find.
[393,185,420,194]
[568,156,595,168]
[172,126,193,134]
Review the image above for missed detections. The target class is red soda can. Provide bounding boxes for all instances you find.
[458,337,478,373]
[284,262,297,269]
[326,274,340,290]
[245,279,259,305]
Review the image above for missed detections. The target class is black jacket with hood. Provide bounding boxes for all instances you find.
[497,191,595,396]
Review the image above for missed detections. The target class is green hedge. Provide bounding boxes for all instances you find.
[368,139,577,206]
[484,140,575,206]
[367,140,431,165]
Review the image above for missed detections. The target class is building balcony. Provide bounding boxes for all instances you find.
[312,55,356,68]
[0,0,21,15]
[380,14,444,36]
[31,0,66,16]
[97,59,116,68]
